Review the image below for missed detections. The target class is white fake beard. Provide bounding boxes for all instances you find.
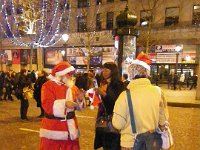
[62,77,74,88]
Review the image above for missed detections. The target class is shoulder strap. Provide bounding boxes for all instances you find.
[126,89,136,133]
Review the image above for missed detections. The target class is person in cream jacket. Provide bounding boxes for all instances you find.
[112,52,169,150]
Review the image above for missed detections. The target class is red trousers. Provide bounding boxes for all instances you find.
[40,137,80,150]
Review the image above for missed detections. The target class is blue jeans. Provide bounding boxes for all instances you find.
[133,132,162,150]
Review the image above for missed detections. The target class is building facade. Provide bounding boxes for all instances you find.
[1,0,200,78]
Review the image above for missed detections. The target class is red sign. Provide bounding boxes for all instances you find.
[12,50,20,64]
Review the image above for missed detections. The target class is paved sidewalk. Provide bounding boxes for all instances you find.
[159,84,200,108]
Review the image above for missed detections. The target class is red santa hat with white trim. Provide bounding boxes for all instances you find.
[128,52,151,79]
[49,61,75,78]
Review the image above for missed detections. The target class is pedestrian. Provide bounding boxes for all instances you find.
[190,75,198,90]
[17,69,31,121]
[39,61,85,150]
[94,62,125,150]
[179,73,185,90]
[0,71,5,101]
[3,72,13,101]
[112,52,169,150]
[173,73,178,90]
[167,73,172,89]
[122,73,130,89]
[30,70,36,83]
[155,73,159,86]
[33,70,48,118]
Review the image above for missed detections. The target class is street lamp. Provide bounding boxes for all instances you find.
[175,45,182,74]
[112,4,138,75]
[62,34,69,61]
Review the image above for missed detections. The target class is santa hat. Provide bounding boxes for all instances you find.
[51,61,75,77]
[128,52,151,79]
[132,52,151,71]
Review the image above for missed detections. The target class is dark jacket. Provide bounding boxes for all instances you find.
[34,76,48,107]
[16,74,31,100]
[94,79,125,150]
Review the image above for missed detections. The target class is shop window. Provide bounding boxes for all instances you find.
[106,12,114,30]
[140,10,152,26]
[78,0,90,8]
[77,16,87,32]
[96,0,102,5]
[96,14,102,31]
[165,7,179,26]
[192,5,200,26]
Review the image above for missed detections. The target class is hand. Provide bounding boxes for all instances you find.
[76,89,85,102]
[66,100,77,109]
[94,88,106,97]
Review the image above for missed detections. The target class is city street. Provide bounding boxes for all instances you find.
[0,96,200,150]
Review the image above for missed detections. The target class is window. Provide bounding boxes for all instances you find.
[77,16,87,32]
[107,0,114,2]
[165,7,179,26]
[96,14,102,31]
[140,10,152,26]
[193,5,200,26]
[96,0,102,5]
[78,0,90,8]
[106,12,114,30]
[60,17,69,32]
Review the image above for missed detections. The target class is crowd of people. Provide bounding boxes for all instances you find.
[1,53,172,150]
[153,72,198,90]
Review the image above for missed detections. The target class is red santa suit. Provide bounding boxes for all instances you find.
[39,62,84,150]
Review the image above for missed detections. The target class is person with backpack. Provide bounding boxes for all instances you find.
[112,52,169,150]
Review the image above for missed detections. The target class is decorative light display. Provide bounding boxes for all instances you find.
[0,0,71,48]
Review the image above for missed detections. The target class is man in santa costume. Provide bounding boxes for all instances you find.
[39,61,85,150]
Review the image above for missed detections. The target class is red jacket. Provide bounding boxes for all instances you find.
[40,80,82,140]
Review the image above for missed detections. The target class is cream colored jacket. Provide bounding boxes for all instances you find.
[112,78,169,148]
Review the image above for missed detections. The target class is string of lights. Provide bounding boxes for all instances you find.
[0,0,70,48]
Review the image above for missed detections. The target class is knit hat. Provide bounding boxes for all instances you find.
[51,61,75,77]
[128,52,151,79]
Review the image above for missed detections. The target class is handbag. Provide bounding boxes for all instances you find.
[95,101,119,133]
[156,124,173,150]
[96,114,119,133]
[23,87,34,100]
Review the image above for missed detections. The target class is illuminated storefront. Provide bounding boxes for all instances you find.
[147,44,198,83]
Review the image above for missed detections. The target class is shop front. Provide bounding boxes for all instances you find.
[148,44,198,84]
[44,46,117,73]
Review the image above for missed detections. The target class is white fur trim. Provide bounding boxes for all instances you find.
[67,119,80,140]
[40,128,69,140]
[53,99,66,118]
[55,66,75,76]
[47,74,54,80]
[132,59,150,71]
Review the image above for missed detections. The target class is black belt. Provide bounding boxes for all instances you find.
[44,111,75,120]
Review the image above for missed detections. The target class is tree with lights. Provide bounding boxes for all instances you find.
[0,0,70,70]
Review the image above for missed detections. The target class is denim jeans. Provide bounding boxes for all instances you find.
[133,132,162,150]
